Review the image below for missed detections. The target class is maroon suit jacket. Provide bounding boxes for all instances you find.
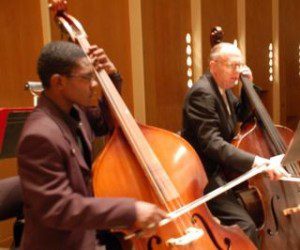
[17,95,136,250]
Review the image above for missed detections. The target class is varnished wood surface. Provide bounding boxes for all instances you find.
[0,0,43,108]
[1,0,300,247]
[93,125,256,249]
[0,159,18,248]
[278,0,300,129]
[50,0,134,112]
[141,0,191,132]
[245,0,273,117]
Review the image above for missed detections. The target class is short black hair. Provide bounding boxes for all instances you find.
[37,41,86,88]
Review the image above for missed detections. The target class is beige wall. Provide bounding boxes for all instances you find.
[1,0,299,141]
[0,1,44,246]
[279,0,300,128]
[201,0,238,72]
[142,0,191,131]
[0,1,44,108]
[50,0,134,111]
[1,0,300,246]
[245,0,274,117]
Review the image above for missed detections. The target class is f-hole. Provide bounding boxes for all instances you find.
[147,235,162,250]
[267,195,280,236]
[192,213,223,250]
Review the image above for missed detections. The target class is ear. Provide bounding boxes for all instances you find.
[49,74,66,90]
[209,60,216,73]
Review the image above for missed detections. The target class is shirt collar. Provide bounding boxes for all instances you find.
[41,92,82,134]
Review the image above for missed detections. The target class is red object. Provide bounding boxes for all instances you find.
[0,108,33,152]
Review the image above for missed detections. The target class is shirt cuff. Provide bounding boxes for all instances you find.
[109,72,122,83]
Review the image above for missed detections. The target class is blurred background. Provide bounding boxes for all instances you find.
[1,0,299,247]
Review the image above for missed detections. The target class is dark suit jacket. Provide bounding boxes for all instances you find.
[182,72,255,184]
[17,95,136,250]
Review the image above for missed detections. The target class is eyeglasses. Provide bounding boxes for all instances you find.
[67,73,97,82]
[215,60,244,71]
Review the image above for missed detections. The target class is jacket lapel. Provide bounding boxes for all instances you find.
[207,74,230,117]
[206,73,236,137]
[58,124,91,173]
[38,96,91,172]
[226,90,238,124]
[76,108,92,159]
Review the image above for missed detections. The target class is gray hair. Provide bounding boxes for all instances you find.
[210,42,242,61]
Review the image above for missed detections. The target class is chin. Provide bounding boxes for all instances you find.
[225,81,237,89]
[224,84,233,89]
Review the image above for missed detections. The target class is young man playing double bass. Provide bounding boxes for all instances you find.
[182,42,286,246]
[17,41,166,250]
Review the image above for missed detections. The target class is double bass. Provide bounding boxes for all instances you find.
[50,4,256,250]
[211,27,300,250]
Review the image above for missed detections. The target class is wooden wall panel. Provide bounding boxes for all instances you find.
[50,0,134,112]
[142,0,191,132]
[0,1,44,247]
[0,1,134,245]
[1,0,300,247]
[0,159,18,247]
[245,0,273,116]
[201,0,238,71]
[279,0,300,128]
[0,1,44,108]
